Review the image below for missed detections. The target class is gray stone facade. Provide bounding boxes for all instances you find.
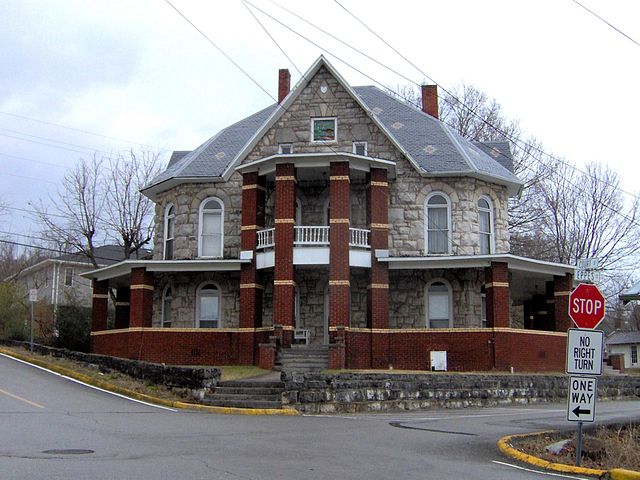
[149,66,513,330]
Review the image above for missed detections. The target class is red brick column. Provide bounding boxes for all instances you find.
[273,163,296,346]
[129,267,154,328]
[114,287,130,329]
[367,168,389,368]
[239,172,266,364]
[329,162,351,340]
[485,262,510,328]
[554,273,574,332]
[91,279,109,332]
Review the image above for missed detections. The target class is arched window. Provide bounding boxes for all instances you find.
[478,196,494,255]
[425,193,451,254]
[162,286,172,328]
[164,204,175,260]
[196,283,220,328]
[426,280,452,328]
[198,198,224,258]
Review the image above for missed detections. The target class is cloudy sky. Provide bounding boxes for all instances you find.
[1,0,639,247]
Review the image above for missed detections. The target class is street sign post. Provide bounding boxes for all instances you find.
[567,376,597,422]
[568,283,606,329]
[566,328,604,375]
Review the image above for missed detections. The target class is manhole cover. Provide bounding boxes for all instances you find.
[42,449,94,455]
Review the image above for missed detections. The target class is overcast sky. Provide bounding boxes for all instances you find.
[1,0,639,248]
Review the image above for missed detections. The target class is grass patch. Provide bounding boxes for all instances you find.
[219,365,270,382]
[511,424,640,471]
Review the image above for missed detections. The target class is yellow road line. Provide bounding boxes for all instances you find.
[0,387,45,409]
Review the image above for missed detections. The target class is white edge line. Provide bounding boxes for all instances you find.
[0,353,177,412]
[492,460,590,479]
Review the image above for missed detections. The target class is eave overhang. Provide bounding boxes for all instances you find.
[235,152,396,178]
[81,259,249,283]
[380,254,574,277]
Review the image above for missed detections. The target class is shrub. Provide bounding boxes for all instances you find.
[56,304,91,352]
[0,282,27,340]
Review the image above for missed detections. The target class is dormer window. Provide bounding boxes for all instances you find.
[312,117,337,142]
[353,141,367,156]
[279,143,293,154]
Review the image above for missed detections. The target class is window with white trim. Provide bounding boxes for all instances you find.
[199,198,224,258]
[478,196,494,255]
[352,141,367,156]
[312,117,337,142]
[426,281,452,328]
[162,286,172,328]
[425,193,451,254]
[279,143,293,154]
[164,204,175,260]
[632,345,638,364]
[197,283,220,328]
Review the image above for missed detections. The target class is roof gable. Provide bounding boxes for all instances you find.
[144,56,523,197]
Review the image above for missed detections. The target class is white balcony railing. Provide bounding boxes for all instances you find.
[349,228,370,249]
[257,228,275,249]
[256,226,370,249]
[295,226,330,246]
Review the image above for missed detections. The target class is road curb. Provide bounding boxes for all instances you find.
[497,431,606,477]
[604,469,640,480]
[0,347,299,416]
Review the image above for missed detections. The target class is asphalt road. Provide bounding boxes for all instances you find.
[1,353,639,480]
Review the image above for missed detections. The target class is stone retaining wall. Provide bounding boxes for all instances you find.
[281,372,640,414]
[3,341,220,398]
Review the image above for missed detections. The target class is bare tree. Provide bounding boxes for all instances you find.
[34,149,160,266]
[35,155,105,268]
[104,150,160,259]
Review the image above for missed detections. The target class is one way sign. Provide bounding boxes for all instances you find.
[567,376,597,422]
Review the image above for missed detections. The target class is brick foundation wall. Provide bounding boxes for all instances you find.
[92,328,273,366]
[345,328,566,372]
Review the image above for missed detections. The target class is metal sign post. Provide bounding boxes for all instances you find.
[566,286,604,467]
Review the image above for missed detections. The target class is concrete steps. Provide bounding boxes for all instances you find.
[202,380,285,409]
[277,345,329,373]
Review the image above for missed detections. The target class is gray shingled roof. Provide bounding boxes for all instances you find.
[145,84,521,195]
[352,86,519,183]
[146,104,277,190]
[606,330,640,345]
[56,245,151,265]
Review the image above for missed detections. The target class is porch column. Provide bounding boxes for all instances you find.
[239,172,266,364]
[129,267,154,328]
[273,163,296,346]
[329,162,351,339]
[485,261,510,328]
[367,167,389,368]
[554,273,573,332]
[114,287,130,329]
[91,279,109,332]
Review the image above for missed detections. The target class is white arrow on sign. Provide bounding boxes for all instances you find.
[567,376,597,422]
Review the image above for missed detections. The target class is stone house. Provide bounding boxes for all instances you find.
[84,57,574,372]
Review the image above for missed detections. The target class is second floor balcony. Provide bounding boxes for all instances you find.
[255,226,371,269]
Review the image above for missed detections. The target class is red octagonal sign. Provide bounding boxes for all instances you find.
[569,283,606,329]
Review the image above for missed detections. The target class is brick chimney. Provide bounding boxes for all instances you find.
[421,84,439,119]
[278,69,291,103]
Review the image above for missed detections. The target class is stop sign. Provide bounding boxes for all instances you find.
[568,283,606,329]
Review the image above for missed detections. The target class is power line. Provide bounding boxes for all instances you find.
[0,110,151,147]
[241,0,302,76]
[2,205,68,219]
[570,0,640,49]
[0,152,67,169]
[0,172,58,185]
[162,0,276,103]
[0,128,109,154]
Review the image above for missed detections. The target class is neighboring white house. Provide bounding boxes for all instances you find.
[606,331,640,370]
[7,245,148,311]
